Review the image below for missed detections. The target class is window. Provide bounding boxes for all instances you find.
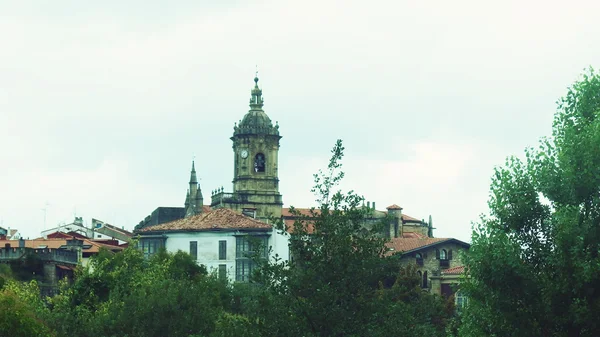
[219,240,227,260]
[190,241,198,261]
[416,253,424,266]
[455,290,468,310]
[254,153,266,173]
[236,236,268,258]
[139,238,165,259]
[422,271,428,288]
[242,208,257,218]
[218,264,227,280]
[440,249,447,260]
[236,260,253,282]
[235,235,268,282]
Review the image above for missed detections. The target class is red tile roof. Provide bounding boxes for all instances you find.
[46,231,87,239]
[442,265,465,275]
[282,207,420,222]
[386,237,450,255]
[282,207,320,218]
[401,232,427,239]
[0,238,123,254]
[401,214,421,222]
[386,204,403,210]
[140,208,272,232]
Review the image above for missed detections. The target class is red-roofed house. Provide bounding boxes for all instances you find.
[386,236,469,299]
[136,208,289,282]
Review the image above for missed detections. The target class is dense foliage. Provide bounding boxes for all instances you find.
[1,140,452,337]
[458,68,600,337]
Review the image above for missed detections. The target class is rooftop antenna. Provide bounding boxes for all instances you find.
[41,201,50,230]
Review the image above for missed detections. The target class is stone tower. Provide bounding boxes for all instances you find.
[184,160,204,218]
[211,75,283,220]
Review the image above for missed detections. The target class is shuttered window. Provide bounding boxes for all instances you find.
[218,264,227,280]
[219,240,227,260]
[190,241,198,261]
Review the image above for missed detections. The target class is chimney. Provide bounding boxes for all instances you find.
[367,201,370,210]
[18,238,25,248]
[372,202,376,212]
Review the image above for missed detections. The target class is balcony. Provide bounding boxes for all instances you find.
[211,192,239,206]
[211,191,283,207]
[0,247,78,265]
[439,259,450,269]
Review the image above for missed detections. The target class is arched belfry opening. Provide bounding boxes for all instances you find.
[254,153,266,173]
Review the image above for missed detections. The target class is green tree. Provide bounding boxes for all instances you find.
[0,280,55,337]
[459,68,600,337]
[46,245,226,337]
[241,139,451,337]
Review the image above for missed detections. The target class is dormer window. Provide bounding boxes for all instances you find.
[254,153,265,173]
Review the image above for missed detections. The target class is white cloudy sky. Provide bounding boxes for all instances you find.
[1,0,599,241]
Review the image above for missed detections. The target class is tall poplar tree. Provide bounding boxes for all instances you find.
[459,68,600,337]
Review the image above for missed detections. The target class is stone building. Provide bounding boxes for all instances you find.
[386,236,470,299]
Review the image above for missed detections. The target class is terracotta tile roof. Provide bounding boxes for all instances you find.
[282,207,420,222]
[46,231,87,239]
[282,207,320,218]
[442,265,465,275]
[401,214,421,222]
[386,237,450,255]
[0,238,123,254]
[386,204,403,210]
[401,232,427,239]
[140,208,272,232]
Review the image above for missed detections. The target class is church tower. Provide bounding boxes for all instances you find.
[211,75,283,220]
[184,160,204,218]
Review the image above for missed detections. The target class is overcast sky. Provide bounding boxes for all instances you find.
[1,0,599,241]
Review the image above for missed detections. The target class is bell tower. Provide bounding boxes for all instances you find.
[211,75,283,220]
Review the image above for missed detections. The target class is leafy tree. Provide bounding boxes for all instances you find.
[46,245,226,337]
[0,280,55,337]
[241,139,451,337]
[459,67,600,337]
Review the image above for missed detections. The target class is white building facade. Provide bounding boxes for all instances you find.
[137,208,289,282]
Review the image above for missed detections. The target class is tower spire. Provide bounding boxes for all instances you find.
[189,159,197,184]
[249,72,264,110]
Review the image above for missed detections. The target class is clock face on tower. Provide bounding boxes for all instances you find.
[240,149,248,159]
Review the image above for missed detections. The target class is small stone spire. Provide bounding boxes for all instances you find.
[428,215,434,238]
[184,189,190,208]
[185,160,204,218]
[249,73,264,110]
[189,160,198,184]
